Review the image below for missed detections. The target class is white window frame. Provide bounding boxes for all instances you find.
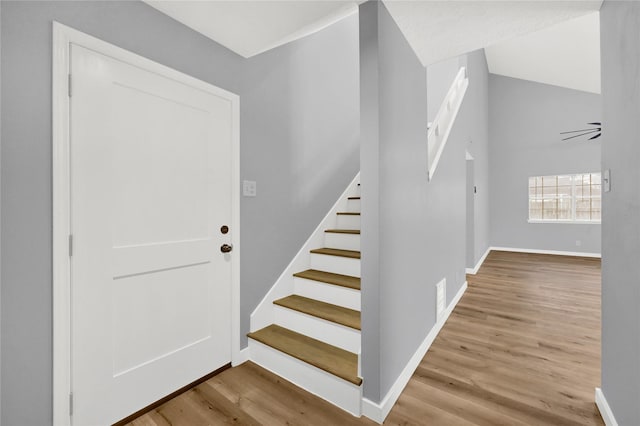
[527,172,601,224]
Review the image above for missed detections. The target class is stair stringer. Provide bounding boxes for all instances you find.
[250,172,361,334]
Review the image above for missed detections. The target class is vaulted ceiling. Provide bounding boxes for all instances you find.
[144,0,603,93]
[485,12,600,94]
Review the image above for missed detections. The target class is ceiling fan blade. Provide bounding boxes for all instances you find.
[561,129,599,141]
[560,128,599,134]
[588,122,602,126]
[588,133,602,140]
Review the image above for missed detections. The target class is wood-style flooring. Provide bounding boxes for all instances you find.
[127,250,602,426]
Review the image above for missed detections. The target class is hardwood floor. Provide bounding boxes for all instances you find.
[127,361,374,426]
[127,250,602,426]
[385,250,602,425]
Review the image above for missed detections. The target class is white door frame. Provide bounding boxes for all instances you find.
[52,22,241,426]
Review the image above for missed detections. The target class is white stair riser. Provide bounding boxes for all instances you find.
[336,215,360,229]
[294,277,360,310]
[310,254,360,277]
[324,232,360,251]
[273,306,360,353]
[346,199,361,213]
[249,340,362,416]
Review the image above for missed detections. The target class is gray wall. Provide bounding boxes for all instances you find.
[360,1,468,402]
[239,14,360,347]
[489,75,602,254]
[466,159,475,266]
[427,50,490,270]
[0,4,3,420]
[359,0,381,402]
[0,1,359,423]
[600,1,640,424]
[458,50,490,269]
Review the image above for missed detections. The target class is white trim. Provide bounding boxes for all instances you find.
[233,347,251,367]
[250,173,361,333]
[52,22,241,426]
[595,388,619,426]
[465,246,491,275]
[52,22,72,426]
[230,76,242,369]
[527,220,601,225]
[490,246,601,258]
[428,67,469,180]
[362,280,468,424]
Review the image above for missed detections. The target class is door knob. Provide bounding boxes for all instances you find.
[220,244,233,253]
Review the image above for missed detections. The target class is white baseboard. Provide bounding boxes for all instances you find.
[595,388,618,426]
[465,246,601,276]
[465,246,491,275]
[232,347,250,367]
[490,246,601,258]
[362,280,468,424]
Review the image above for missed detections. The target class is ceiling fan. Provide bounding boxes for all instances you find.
[560,122,601,141]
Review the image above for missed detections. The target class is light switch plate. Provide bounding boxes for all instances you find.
[603,169,611,193]
[243,180,257,197]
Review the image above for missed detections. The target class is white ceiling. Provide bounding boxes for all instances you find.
[144,1,360,58]
[485,12,600,94]
[144,1,603,92]
[382,0,602,66]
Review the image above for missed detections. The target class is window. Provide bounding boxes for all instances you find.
[528,173,601,223]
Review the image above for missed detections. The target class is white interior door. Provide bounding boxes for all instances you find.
[70,44,235,425]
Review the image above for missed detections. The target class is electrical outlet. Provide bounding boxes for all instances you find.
[576,240,582,247]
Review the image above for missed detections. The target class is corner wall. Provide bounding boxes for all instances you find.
[599,1,640,424]
[240,14,360,346]
[360,1,470,402]
[489,75,602,254]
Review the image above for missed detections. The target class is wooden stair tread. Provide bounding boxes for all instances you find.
[293,269,360,290]
[337,212,360,216]
[274,295,361,330]
[247,325,362,386]
[348,196,360,200]
[325,229,360,234]
[310,248,361,259]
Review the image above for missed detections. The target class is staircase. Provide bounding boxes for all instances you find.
[248,180,363,415]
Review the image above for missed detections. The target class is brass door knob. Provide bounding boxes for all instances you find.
[220,244,233,253]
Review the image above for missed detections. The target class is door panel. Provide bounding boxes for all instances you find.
[70,44,233,425]
[111,263,212,376]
